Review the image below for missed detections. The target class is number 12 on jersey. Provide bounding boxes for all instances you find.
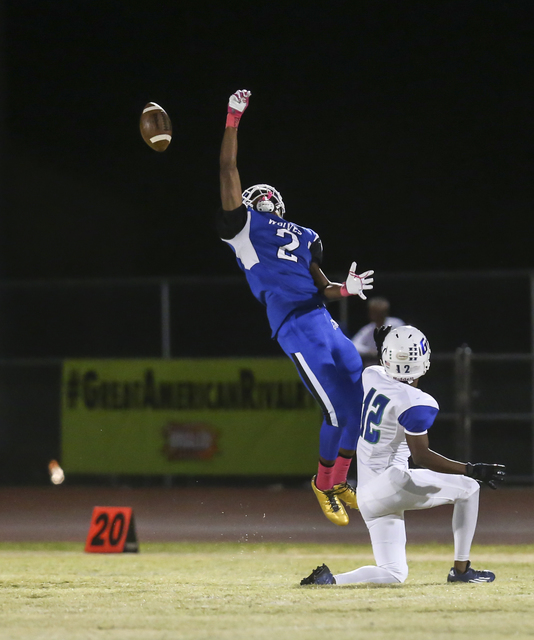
[361,387,390,444]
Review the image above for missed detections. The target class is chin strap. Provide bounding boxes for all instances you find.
[256,191,275,212]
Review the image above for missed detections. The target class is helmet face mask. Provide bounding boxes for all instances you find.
[380,325,431,383]
[242,184,286,217]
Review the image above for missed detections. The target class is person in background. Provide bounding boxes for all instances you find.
[351,297,404,364]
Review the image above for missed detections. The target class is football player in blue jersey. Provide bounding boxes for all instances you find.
[217,89,374,525]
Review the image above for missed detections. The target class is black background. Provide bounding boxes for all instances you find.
[2,0,533,280]
[1,1,534,484]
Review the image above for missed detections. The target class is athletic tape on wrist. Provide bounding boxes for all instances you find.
[226,112,241,128]
[340,282,351,297]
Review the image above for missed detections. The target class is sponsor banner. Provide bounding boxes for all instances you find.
[61,359,322,475]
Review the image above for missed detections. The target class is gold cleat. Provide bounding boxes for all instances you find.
[332,482,359,510]
[311,476,349,526]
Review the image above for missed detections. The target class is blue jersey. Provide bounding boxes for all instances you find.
[217,205,325,336]
[217,203,364,460]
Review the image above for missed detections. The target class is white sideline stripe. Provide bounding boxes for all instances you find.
[294,352,338,427]
[143,104,163,113]
[150,134,172,143]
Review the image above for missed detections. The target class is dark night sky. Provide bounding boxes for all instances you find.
[2,0,533,279]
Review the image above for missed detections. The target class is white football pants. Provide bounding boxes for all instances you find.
[334,467,480,585]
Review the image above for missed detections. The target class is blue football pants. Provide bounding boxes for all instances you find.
[277,307,364,461]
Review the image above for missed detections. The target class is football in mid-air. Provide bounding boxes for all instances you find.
[139,102,172,152]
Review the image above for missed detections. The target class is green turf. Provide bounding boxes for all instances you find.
[0,543,533,640]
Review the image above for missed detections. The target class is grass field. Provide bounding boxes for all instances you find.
[0,542,533,640]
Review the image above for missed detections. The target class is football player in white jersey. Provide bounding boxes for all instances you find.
[301,325,506,585]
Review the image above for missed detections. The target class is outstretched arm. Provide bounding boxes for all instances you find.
[310,264,344,301]
[220,90,251,211]
[310,262,374,301]
[406,433,466,474]
[406,433,506,489]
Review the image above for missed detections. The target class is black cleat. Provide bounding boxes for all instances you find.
[447,561,495,583]
[300,564,336,585]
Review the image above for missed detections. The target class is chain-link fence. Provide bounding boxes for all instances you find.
[0,270,532,483]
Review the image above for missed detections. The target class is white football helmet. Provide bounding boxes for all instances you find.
[242,184,286,217]
[380,325,431,383]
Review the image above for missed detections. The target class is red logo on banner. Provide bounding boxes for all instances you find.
[85,507,139,553]
[162,422,219,461]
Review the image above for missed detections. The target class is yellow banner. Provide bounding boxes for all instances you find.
[61,359,322,475]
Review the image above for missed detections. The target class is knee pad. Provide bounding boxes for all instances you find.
[379,560,408,584]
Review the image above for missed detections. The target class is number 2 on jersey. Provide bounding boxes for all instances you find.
[361,387,390,444]
[276,228,299,262]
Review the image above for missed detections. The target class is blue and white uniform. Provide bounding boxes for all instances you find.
[216,204,363,458]
[333,365,480,585]
[356,365,439,488]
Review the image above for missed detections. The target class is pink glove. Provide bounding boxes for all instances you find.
[226,89,251,128]
[340,262,374,300]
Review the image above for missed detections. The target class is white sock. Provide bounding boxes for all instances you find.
[452,485,479,561]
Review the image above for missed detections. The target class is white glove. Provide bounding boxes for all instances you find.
[341,262,374,300]
[226,89,251,128]
[228,89,251,113]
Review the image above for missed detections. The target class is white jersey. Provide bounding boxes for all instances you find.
[357,365,439,488]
